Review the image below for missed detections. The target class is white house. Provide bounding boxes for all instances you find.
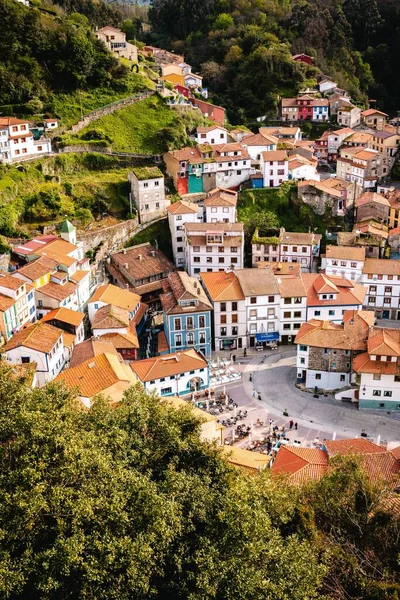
[130,349,209,396]
[95,26,138,61]
[241,132,278,166]
[204,188,237,224]
[261,150,289,188]
[184,222,244,277]
[252,229,321,273]
[353,328,400,410]
[167,200,203,267]
[201,270,247,351]
[128,166,168,224]
[0,117,51,164]
[196,126,228,145]
[321,245,366,282]
[302,273,366,323]
[4,321,65,386]
[0,274,36,331]
[276,275,307,345]
[41,307,85,346]
[88,283,141,324]
[288,154,319,181]
[361,258,400,320]
[318,79,338,94]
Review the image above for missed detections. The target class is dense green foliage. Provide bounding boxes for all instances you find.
[125,217,173,261]
[62,95,209,153]
[0,154,132,235]
[149,0,399,122]
[0,0,128,108]
[0,364,399,599]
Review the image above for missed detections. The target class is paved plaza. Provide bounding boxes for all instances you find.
[208,347,400,447]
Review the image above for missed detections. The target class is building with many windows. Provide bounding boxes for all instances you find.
[161,271,213,357]
[0,117,51,163]
[321,245,366,282]
[184,223,244,277]
[167,200,203,267]
[128,167,168,224]
[302,273,366,323]
[252,228,321,272]
[361,258,400,320]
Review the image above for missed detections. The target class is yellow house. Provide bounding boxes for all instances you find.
[161,72,185,87]
[13,256,58,289]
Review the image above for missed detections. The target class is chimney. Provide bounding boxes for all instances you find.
[138,254,143,261]
[123,249,127,255]
[124,263,128,269]
[151,250,156,257]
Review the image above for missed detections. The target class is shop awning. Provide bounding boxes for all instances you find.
[255,332,279,342]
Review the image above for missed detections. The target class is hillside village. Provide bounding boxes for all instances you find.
[1,21,400,484]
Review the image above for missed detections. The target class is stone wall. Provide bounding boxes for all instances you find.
[308,346,352,373]
[0,253,10,272]
[77,218,139,257]
[298,186,335,216]
[70,91,154,134]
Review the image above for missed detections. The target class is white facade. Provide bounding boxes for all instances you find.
[296,345,351,390]
[288,161,319,181]
[184,225,244,277]
[327,129,353,157]
[205,204,236,224]
[261,153,289,188]
[0,277,34,330]
[196,127,228,145]
[168,204,203,267]
[5,336,65,387]
[358,370,400,407]
[128,169,168,225]
[36,284,79,317]
[214,163,252,189]
[141,365,209,397]
[318,80,337,94]
[362,270,400,319]
[279,296,307,340]
[0,118,51,164]
[322,256,365,282]
[245,294,280,343]
[241,140,277,163]
[95,26,138,61]
[306,303,363,323]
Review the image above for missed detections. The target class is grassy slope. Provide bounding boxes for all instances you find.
[125,218,173,262]
[0,154,132,235]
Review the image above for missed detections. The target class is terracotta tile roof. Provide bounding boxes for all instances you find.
[0,294,15,312]
[222,446,271,472]
[4,322,62,353]
[298,179,343,199]
[242,132,278,146]
[325,245,366,261]
[362,108,388,117]
[302,273,366,308]
[353,149,378,162]
[204,188,237,207]
[279,230,322,245]
[63,331,76,349]
[111,243,175,281]
[89,283,141,311]
[14,257,58,281]
[41,307,84,327]
[70,269,90,283]
[271,446,328,484]
[353,351,398,375]
[56,353,137,398]
[166,200,198,215]
[363,258,400,276]
[344,132,374,144]
[236,267,279,296]
[295,318,369,351]
[132,302,148,325]
[0,274,26,291]
[356,192,390,208]
[161,271,212,315]
[261,150,288,162]
[332,128,354,135]
[390,446,400,460]
[270,262,301,276]
[97,331,139,350]
[259,126,300,136]
[70,338,120,368]
[325,438,387,456]
[197,125,227,133]
[367,328,400,357]
[36,281,77,301]
[0,117,30,126]
[36,238,77,257]
[201,271,245,302]
[184,222,243,233]
[167,147,203,163]
[92,304,130,329]
[186,234,243,248]
[277,276,307,298]
[131,348,207,382]
[158,330,169,353]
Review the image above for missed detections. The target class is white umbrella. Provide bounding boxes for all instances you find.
[223,385,226,395]
[234,405,237,417]
[206,399,209,411]
[225,394,229,407]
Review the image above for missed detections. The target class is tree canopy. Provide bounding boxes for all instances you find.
[0,363,399,599]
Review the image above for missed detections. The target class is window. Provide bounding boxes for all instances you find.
[250,297,257,304]
[232,302,237,311]
[368,297,376,304]
[299,345,308,352]
[384,391,392,397]
[283,246,288,252]
[283,324,291,330]
[331,362,336,369]
[232,314,238,323]
[292,246,297,253]
[385,286,392,293]
[206,246,212,253]
[284,311,291,318]
[267,308,275,318]
[193,257,200,263]
[302,247,307,253]
[324,349,329,355]
[174,318,181,330]
[220,315,227,324]
[211,207,217,213]
[193,246,200,252]
[329,310,335,316]
[284,298,291,305]
[249,309,257,320]
[187,332,194,345]
[186,317,194,330]
[199,316,205,328]
[315,374,321,380]
[176,215,182,221]
[161,387,172,395]
[314,310,321,316]
[221,303,226,312]
[340,375,346,382]
[231,246,237,253]
[143,182,148,188]
[268,296,275,303]
[220,327,227,336]
[373,390,381,396]
[369,285,377,293]
[155,181,159,187]
[177,247,183,253]
[218,257,224,264]
[294,311,301,318]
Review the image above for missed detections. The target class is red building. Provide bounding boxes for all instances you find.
[292,54,314,65]
[174,84,190,98]
[297,95,314,120]
[189,98,225,126]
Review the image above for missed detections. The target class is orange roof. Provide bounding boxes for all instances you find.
[166,200,198,215]
[222,446,270,472]
[131,348,207,382]
[261,150,288,162]
[4,322,62,353]
[269,262,301,276]
[325,438,387,456]
[363,258,400,276]
[0,274,26,291]
[277,276,307,298]
[56,353,137,398]
[271,446,328,484]
[325,245,365,261]
[295,310,373,351]
[41,307,84,327]
[302,273,366,308]
[36,281,77,301]
[362,108,388,117]
[367,329,400,357]
[356,192,390,208]
[158,330,169,353]
[0,117,29,126]
[97,330,139,350]
[70,338,120,368]
[89,284,140,312]
[70,269,90,283]
[200,271,245,301]
[92,304,130,329]
[0,294,15,312]
[353,352,398,375]
[197,125,227,133]
[14,256,58,281]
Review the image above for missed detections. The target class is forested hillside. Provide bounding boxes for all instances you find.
[149,0,400,123]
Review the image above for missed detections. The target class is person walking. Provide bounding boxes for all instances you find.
[289,420,293,429]
[243,348,247,357]
[294,422,298,430]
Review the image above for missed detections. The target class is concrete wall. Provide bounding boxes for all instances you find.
[77,218,138,256]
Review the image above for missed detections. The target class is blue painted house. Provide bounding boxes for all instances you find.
[161,271,213,358]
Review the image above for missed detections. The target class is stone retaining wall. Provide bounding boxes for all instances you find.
[77,218,139,256]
